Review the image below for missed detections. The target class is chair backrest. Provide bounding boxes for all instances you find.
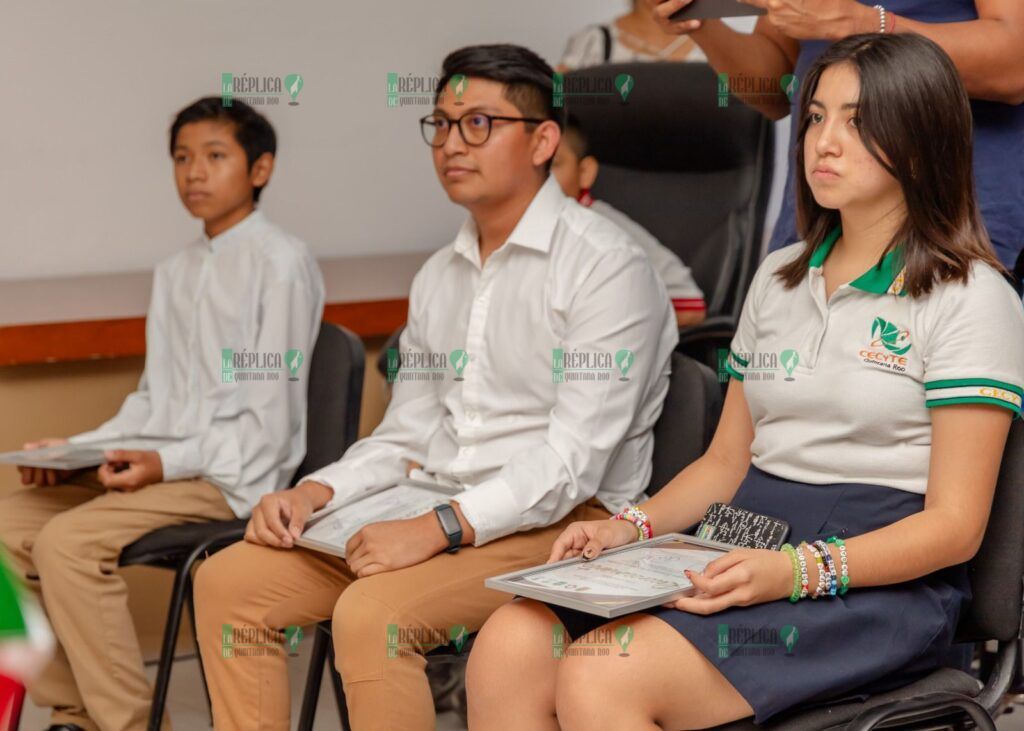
[291,322,366,483]
[647,352,723,497]
[566,62,774,321]
[957,419,1024,643]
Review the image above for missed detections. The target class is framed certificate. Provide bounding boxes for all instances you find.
[485,533,736,619]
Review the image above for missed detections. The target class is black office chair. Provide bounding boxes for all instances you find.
[706,419,1024,731]
[297,353,724,730]
[566,62,774,372]
[116,322,365,731]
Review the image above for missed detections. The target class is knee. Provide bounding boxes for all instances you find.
[31,512,84,575]
[331,579,400,681]
[554,645,623,727]
[467,600,549,688]
[194,541,262,618]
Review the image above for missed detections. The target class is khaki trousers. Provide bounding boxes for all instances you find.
[0,471,235,731]
[194,499,611,730]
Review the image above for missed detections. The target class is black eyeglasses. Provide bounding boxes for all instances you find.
[419,112,547,147]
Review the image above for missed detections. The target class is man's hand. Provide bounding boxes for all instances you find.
[18,438,77,487]
[662,547,793,614]
[739,0,876,41]
[98,450,164,492]
[345,508,458,578]
[245,481,333,548]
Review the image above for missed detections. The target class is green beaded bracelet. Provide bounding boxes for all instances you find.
[781,543,801,603]
[826,536,850,595]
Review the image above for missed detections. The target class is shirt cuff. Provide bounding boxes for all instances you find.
[452,476,521,546]
[67,429,122,445]
[296,463,388,513]
[157,437,203,482]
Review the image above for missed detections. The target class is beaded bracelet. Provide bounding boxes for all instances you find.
[780,544,801,603]
[795,543,810,599]
[610,506,652,541]
[804,542,827,598]
[826,536,850,595]
[814,540,839,597]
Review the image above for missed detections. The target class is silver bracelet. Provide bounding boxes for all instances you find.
[873,4,887,34]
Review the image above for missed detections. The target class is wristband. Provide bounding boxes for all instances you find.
[610,506,652,541]
[873,4,887,34]
[780,544,801,603]
[826,536,850,595]
[814,540,839,597]
[805,542,827,598]
[795,543,810,600]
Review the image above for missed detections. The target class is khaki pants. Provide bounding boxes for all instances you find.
[0,471,235,731]
[194,499,612,730]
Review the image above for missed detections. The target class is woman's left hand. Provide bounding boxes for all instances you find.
[663,547,794,614]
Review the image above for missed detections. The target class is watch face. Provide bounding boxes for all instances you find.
[437,505,461,536]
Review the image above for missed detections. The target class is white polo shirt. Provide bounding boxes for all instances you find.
[725,227,1024,494]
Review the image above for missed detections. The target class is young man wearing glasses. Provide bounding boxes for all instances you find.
[193,43,678,731]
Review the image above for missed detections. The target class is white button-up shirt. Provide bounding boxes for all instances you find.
[302,176,678,545]
[69,210,325,517]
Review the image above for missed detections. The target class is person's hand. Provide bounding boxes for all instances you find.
[18,438,77,487]
[662,547,794,614]
[345,511,453,578]
[546,518,640,563]
[97,449,164,492]
[245,481,330,548]
[646,0,705,36]
[739,0,876,41]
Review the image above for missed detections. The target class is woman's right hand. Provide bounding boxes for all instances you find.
[547,518,641,563]
[646,0,704,37]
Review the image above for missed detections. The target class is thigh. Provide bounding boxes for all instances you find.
[197,539,357,629]
[0,482,100,554]
[347,501,612,635]
[43,477,236,558]
[558,613,754,729]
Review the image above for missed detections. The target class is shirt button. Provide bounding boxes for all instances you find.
[466,411,478,422]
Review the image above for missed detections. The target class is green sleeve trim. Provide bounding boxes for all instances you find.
[926,396,1021,415]
[724,362,745,382]
[729,350,749,367]
[925,378,1023,397]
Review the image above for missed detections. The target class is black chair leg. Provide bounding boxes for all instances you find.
[325,634,352,731]
[185,580,214,726]
[297,623,331,731]
[147,564,191,731]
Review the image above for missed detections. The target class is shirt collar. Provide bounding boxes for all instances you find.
[452,175,566,263]
[201,209,266,253]
[808,226,907,296]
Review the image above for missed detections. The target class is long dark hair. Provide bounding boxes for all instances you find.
[776,33,1004,296]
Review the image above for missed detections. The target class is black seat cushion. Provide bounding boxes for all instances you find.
[710,668,981,731]
[119,519,247,567]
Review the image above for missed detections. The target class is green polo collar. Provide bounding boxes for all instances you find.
[808,226,906,296]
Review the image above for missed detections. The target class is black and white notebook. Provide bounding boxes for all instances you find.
[694,502,790,550]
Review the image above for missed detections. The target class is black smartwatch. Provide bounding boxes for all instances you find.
[433,503,463,554]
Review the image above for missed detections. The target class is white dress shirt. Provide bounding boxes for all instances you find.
[301,176,679,545]
[69,210,325,517]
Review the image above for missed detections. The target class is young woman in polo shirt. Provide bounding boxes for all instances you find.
[467,33,1024,729]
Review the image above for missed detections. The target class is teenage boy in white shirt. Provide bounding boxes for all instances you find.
[0,97,324,731]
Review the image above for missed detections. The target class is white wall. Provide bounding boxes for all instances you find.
[0,0,627,281]
[0,2,764,284]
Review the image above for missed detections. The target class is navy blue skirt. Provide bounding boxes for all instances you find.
[544,466,972,724]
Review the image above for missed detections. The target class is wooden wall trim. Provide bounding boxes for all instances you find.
[0,299,408,366]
